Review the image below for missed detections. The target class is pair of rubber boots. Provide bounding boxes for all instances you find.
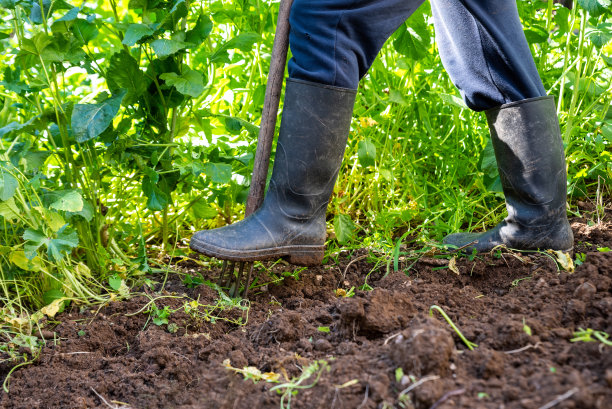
[190,79,573,265]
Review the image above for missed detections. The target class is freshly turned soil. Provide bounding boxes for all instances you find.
[1,210,611,409]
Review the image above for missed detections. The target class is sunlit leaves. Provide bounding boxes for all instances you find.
[577,0,611,17]
[357,139,376,168]
[122,24,155,46]
[587,23,612,48]
[160,69,204,97]
[210,32,261,62]
[48,190,83,212]
[72,90,126,143]
[151,38,189,58]
[106,50,148,104]
[23,225,79,262]
[0,167,18,201]
[186,13,213,44]
[202,162,232,184]
[334,214,356,245]
[393,12,430,60]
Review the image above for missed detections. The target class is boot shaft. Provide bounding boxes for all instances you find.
[485,96,568,227]
[265,79,357,220]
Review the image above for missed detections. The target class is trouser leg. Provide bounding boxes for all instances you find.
[288,0,546,111]
[430,0,547,111]
[288,0,425,89]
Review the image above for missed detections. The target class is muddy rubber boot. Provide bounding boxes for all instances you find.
[190,79,356,265]
[443,96,573,252]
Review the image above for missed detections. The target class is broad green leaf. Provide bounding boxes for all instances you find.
[66,200,94,222]
[334,214,356,245]
[122,24,154,46]
[160,69,204,97]
[192,201,217,219]
[9,251,44,272]
[0,168,18,200]
[388,90,407,105]
[186,13,213,44]
[142,175,169,211]
[0,197,19,221]
[480,139,498,179]
[71,18,98,44]
[151,39,189,58]
[106,50,147,104]
[49,190,83,212]
[0,122,29,138]
[393,12,430,60]
[55,6,80,22]
[524,25,549,44]
[202,162,232,184]
[108,274,123,291]
[72,90,126,143]
[23,225,79,262]
[587,23,612,48]
[210,32,261,62]
[357,139,376,168]
[42,289,66,306]
[438,92,468,109]
[224,117,242,134]
[577,0,611,17]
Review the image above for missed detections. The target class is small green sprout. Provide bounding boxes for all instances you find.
[549,367,556,373]
[477,392,490,399]
[571,328,612,346]
[270,360,330,409]
[317,326,330,333]
[395,367,404,383]
[152,305,171,326]
[522,318,532,337]
[574,253,586,266]
[429,305,478,350]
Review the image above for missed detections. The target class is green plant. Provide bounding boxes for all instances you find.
[269,360,330,409]
[571,328,612,346]
[429,305,478,351]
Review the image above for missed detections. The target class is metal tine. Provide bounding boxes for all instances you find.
[230,262,246,298]
[217,260,228,285]
[242,262,255,298]
[223,261,236,288]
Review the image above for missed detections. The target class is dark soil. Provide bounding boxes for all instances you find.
[2,209,611,409]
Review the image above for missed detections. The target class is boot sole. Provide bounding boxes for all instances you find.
[189,238,324,266]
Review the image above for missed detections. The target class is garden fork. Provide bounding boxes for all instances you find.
[217,0,294,298]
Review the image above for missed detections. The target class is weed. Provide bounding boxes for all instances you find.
[571,328,612,347]
[270,360,331,409]
[429,305,478,351]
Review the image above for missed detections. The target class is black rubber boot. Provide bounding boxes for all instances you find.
[444,96,574,252]
[190,79,356,265]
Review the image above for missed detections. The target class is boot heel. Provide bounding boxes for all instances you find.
[287,249,324,266]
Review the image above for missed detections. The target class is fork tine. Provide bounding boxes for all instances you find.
[242,262,254,298]
[230,262,246,297]
[223,261,236,288]
[217,260,228,285]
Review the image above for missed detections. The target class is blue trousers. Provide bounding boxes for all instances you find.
[287,0,546,111]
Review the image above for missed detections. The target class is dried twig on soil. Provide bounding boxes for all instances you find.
[90,387,132,409]
[429,388,466,409]
[537,388,579,409]
[398,375,440,397]
[504,342,541,354]
[342,255,368,280]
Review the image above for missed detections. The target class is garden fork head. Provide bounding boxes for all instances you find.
[217,261,255,298]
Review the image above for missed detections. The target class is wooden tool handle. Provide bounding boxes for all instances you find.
[244,0,294,216]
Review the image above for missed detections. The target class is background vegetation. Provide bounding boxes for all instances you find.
[0,0,610,366]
